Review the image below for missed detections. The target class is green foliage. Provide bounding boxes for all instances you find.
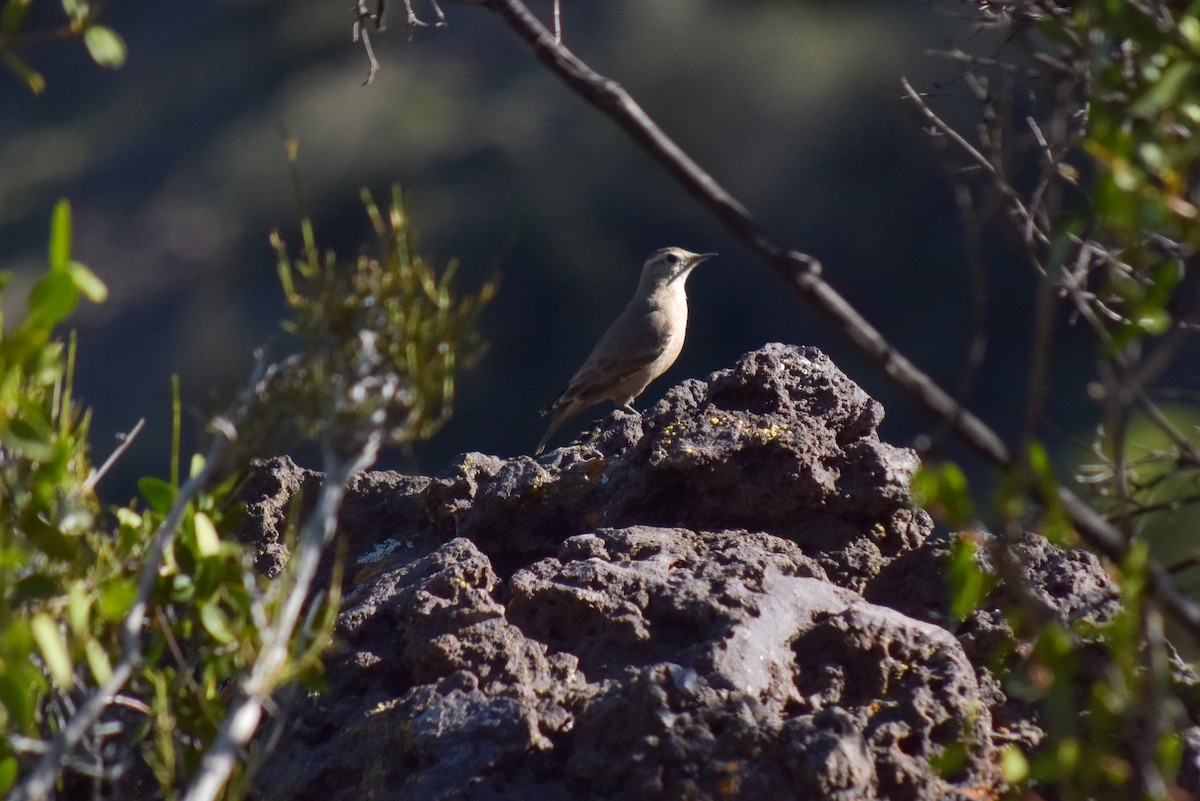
[920,2,1200,796]
[0,203,260,791]
[1079,1,1200,353]
[0,189,489,798]
[115,457,269,791]
[1079,405,1200,572]
[265,184,495,455]
[913,464,997,622]
[0,0,126,93]
[0,201,108,794]
[946,535,994,623]
[998,545,1185,800]
[913,461,975,529]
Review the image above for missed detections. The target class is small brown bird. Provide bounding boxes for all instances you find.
[536,247,716,455]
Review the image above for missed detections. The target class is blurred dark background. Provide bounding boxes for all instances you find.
[0,0,1101,501]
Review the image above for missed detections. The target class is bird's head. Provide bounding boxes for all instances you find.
[641,247,717,287]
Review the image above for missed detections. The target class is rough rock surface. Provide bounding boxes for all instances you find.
[241,344,1122,801]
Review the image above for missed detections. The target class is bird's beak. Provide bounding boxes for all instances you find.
[670,252,716,284]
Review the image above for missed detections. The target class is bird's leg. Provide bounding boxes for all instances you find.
[428,0,447,27]
[619,404,640,416]
[353,0,385,31]
[353,0,446,82]
[402,0,445,28]
[403,0,422,27]
[352,0,384,84]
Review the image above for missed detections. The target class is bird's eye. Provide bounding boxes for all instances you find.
[665,253,680,266]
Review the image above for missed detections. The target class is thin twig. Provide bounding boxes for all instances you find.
[897,78,993,456]
[156,608,223,730]
[1136,394,1200,467]
[900,76,1047,250]
[2,25,75,50]
[1018,79,1075,453]
[83,418,145,493]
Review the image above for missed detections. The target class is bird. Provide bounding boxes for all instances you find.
[535,246,716,455]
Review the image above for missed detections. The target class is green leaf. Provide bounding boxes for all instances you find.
[948,536,990,621]
[912,462,974,527]
[0,755,17,796]
[1130,61,1195,117]
[194,557,225,599]
[138,476,175,514]
[59,0,84,18]
[11,398,53,438]
[66,260,107,302]
[31,613,73,690]
[1027,441,1053,481]
[199,601,235,644]
[1000,744,1030,783]
[48,200,71,271]
[930,740,969,779]
[1120,539,1151,601]
[82,25,126,69]
[1182,15,1200,51]
[0,546,25,572]
[84,637,113,683]
[12,573,61,604]
[28,275,79,330]
[0,673,31,732]
[115,506,143,530]
[0,0,32,36]
[193,511,220,557]
[68,582,91,635]
[0,48,45,94]
[0,422,56,463]
[1025,441,1060,502]
[1,612,35,655]
[22,517,75,562]
[189,452,207,478]
[1136,308,1172,335]
[27,271,78,326]
[96,576,137,622]
[1158,731,1184,781]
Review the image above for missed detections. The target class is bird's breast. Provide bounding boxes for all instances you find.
[645,289,689,364]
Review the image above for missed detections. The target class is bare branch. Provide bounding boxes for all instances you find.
[900,76,1047,250]
[84,418,145,493]
[471,0,1200,636]
[480,0,1010,467]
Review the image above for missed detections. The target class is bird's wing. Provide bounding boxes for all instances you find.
[560,346,663,405]
[541,306,671,415]
[540,353,651,416]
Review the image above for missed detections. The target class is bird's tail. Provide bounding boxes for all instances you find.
[535,392,578,455]
[535,414,563,456]
[539,387,567,418]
